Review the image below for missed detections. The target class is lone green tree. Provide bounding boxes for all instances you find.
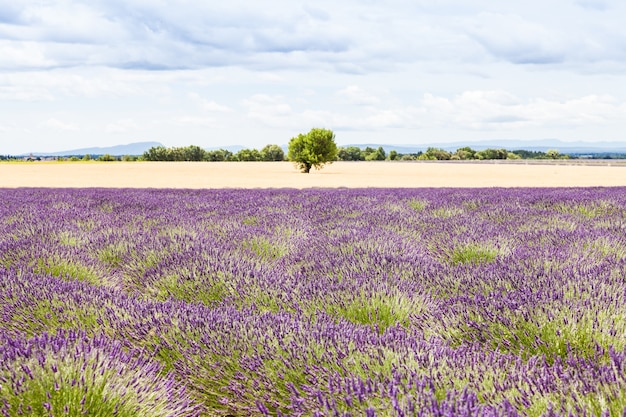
[288,128,338,173]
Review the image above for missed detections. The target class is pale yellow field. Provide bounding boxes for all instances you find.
[1,161,625,188]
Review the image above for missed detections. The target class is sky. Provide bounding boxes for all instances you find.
[1,0,626,154]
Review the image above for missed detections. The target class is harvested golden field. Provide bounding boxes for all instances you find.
[1,160,625,188]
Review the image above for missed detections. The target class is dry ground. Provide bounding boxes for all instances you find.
[1,161,625,188]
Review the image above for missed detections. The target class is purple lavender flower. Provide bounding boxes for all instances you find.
[1,187,626,415]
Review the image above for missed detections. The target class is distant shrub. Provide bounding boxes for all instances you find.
[98,154,117,161]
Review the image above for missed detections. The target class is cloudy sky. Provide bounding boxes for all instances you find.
[1,0,626,154]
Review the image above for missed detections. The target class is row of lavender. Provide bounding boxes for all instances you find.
[1,187,626,416]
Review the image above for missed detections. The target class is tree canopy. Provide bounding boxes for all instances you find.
[142,145,283,162]
[260,144,285,161]
[288,128,338,173]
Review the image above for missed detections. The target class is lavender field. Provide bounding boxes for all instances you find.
[2,187,626,416]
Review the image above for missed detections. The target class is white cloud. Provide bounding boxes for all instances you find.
[576,0,610,10]
[468,13,567,64]
[0,41,56,69]
[1,1,625,74]
[303,5,331,21]
[465,6,626,68]
[237,87,626,136]
[2,1,626,154]
[188,93,232,112]
[105,118,139,133]
[44,118,79,131]
[242,94,295,126]
[0,2,23,24]
[1,2,126,44]
[201,101,231,112]
[337,86,381,106]
[0,67,172,103]
[415,91,626,130]
[0,84,54,101]
[173,116,219,128]
[241,94,349,129]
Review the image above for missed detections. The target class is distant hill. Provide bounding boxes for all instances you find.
[31,141,164,157]
[342,140,626,154]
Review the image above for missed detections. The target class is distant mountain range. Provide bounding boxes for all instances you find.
[30,141,164,157]
[27,142,252,156]
[25,139,626,157]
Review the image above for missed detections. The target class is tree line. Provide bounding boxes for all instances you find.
[338,146,570,161]
[2,145,573,163]
[139,144,570,162]
[142,144,285,162]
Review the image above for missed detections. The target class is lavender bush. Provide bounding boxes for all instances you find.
[0,331,200,416]
[1,187,626,416]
